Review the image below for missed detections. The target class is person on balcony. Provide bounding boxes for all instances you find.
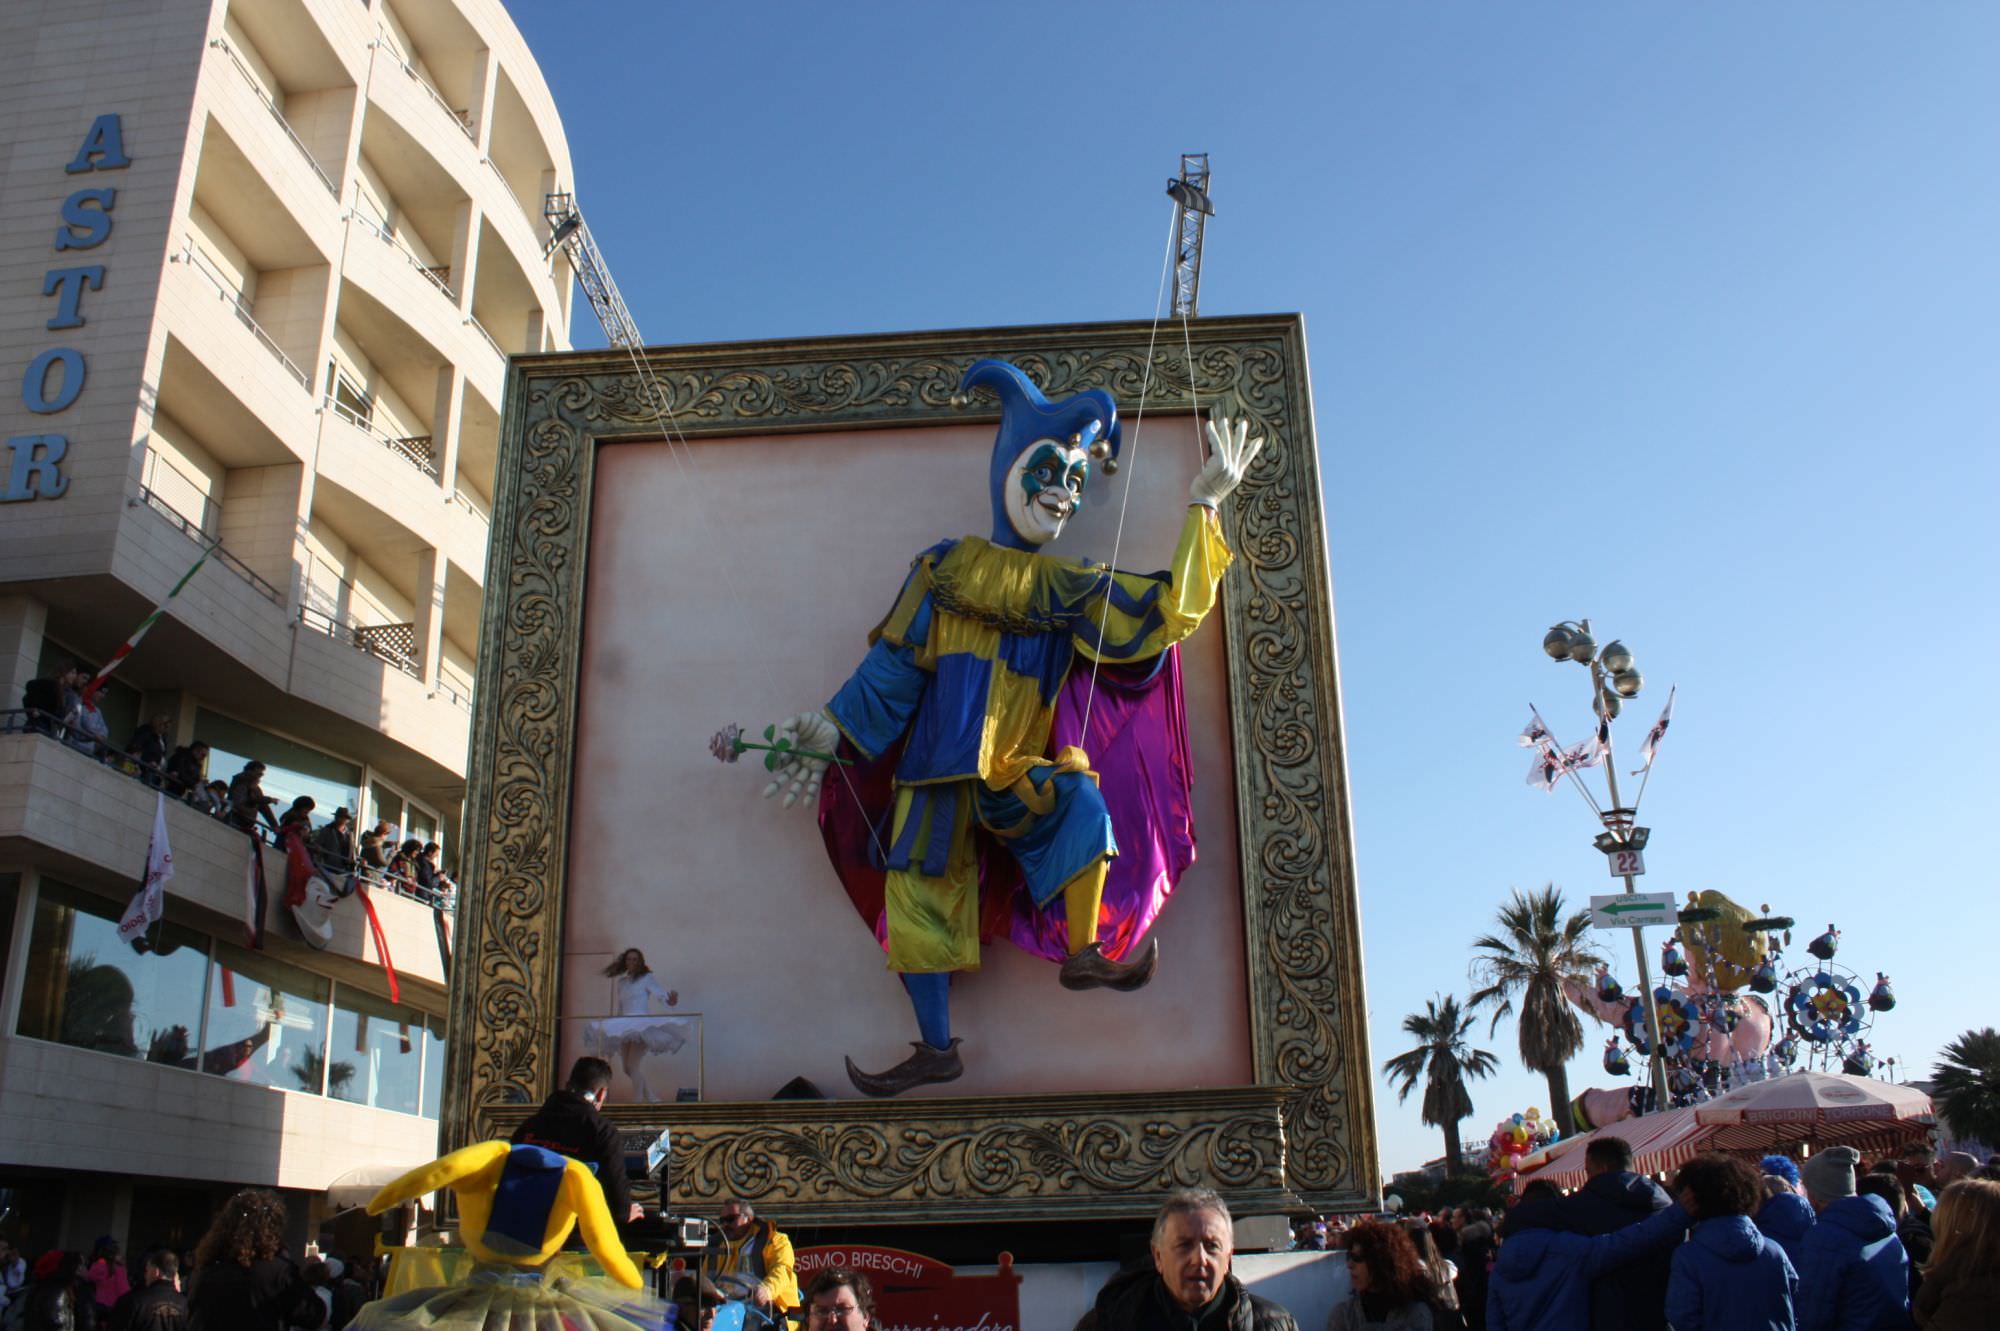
[313,808,355,874]
[228,761,281,834]
[164,739,209,799]
[126,714,171,784]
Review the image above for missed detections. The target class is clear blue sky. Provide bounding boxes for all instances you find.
[506,1,2000,1179]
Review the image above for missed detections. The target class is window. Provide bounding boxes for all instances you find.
[421,1013,446,1120]
[16,878,210,1065]
[328,986,423,1115]
[204,942,331,1093]
[197,709,360,832]
[327,361,371,430]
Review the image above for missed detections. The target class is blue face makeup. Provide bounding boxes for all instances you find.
[1018,442,1089,502]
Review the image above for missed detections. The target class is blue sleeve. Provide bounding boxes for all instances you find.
[826,638,927,760]
[1485,1283,1506,1331]
[1664,1248,1702,1331]
[1580,1202,1690,1278]
[1792,1233,1837,1331]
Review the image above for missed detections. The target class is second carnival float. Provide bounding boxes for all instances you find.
[430,315,1377,1297]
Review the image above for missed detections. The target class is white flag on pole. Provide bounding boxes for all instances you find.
[1561,737,1604,773]
[1526,742,1563,792]
[1634,688,1676,772]
[1517,714,1552,748]
[116,793,175,944]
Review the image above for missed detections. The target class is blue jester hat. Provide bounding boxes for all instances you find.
[960,359,1123,551]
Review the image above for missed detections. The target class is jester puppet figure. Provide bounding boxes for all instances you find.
[760,359,1261,1096]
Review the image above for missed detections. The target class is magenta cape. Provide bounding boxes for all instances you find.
[817,647,1198,963]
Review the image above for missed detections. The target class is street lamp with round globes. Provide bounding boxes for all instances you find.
[1539,617,1667,1109]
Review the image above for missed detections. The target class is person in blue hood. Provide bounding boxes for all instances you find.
[1754,1155,1817,1268]
[1665,1152,1799,1331]
[1793,1146,1910,1331]
[1486,1180,1690,1331]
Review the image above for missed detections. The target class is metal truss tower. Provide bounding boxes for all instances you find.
[543,192,643,349]
[1167,154,1214,320]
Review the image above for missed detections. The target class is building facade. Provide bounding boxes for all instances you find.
[0,0,574,1258]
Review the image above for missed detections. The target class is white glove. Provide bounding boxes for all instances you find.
[1189,414,1266,508]
[760,710,840,809]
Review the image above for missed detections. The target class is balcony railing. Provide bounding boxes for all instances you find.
[347,210,456,300]
[0,709,457,913]
[434,671,473,713]
[171,238,311,389]
[323,395,440,478]
[377,40,475,141]
[209,37,340,197]
[132,485,287,605]
[464,314,504,358]
[298,605,422,681]
[449,484,491,524]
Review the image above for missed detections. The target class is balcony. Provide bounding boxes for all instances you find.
[171,238,312,391]
[288,615,472,775]
[326,394,439,480]
[0,724,449,989]
[133,485,287,606]
[300,605,420,681]
[209,35,341,199]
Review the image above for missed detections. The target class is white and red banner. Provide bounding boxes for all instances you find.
[116,793,174,944]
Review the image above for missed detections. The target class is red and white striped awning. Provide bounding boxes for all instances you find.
[1519,1074,1936,1191]
[1519,1106,1707,1191]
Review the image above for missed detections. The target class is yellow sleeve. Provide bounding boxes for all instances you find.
[1074,505,1233,663]
[365,1140,511,1215]
[563,1161,642,1289]
[760,1227,800,1312]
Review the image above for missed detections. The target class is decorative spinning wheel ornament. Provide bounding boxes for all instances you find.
[1783,962,1870,1049]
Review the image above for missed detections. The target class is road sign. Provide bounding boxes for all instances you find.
[1590,891,1676,930]
[1606,847,1646,877]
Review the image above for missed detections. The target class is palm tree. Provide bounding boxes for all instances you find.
[1469,884,1605,1137]
[1383,994,1500,1173]
[1933,1028,2000,1148]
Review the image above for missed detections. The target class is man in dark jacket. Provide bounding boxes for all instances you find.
[510,1056,641,1226]
[1565,1136,1677,1331]
[1077,1189,1297,1330]
[110,1251,188,1331]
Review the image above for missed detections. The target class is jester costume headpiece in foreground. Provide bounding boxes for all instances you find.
[352,1142,672,1330]
[961,358,1122,550]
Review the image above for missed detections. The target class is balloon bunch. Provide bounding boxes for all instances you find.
[1487,1107,1562,1181]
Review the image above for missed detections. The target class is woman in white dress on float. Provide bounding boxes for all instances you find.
[585,947,688,1103]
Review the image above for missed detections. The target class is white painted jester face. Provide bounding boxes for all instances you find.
[1004,439,1090,545]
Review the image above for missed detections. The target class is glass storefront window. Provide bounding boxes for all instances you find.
[16,879,210,1065]
[204,942,331,1094]
[196,709,361,832]
[328,986,424,1115]
[421,1014,446,1120]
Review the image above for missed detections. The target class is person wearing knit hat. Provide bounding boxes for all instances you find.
[1759,1154,1802,1188]
[1802,1145,1861,1208]
[1794,1145,1910,1331]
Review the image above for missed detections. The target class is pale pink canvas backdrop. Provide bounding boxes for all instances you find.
[562,415,1252,1100]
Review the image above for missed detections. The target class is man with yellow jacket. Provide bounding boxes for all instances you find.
[705,1199,798,1317]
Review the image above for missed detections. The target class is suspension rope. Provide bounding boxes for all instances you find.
[1077,206,1182,744]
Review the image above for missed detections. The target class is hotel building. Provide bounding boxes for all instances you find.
[0,0,574,1254]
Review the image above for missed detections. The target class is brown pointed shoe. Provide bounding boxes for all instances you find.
[844,1039,964,1098]
[1057,937,1159,992]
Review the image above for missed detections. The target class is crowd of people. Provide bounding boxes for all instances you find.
[17,662,456,911]
[0,1194,383,1331]
[1290,1139,2000,1331]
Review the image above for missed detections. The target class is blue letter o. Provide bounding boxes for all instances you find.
[23,349,85,414]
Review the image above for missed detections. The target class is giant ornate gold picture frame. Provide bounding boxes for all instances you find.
[445,315,1379,1221]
